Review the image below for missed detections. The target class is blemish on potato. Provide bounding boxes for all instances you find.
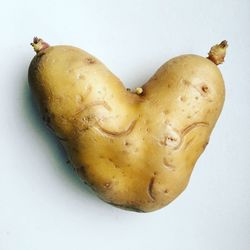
[161,122,209,150]
[96,119,137,137]
[74,100,112,116]
[182,122,209,136]
[163,158,175,171]
[192,83,210,97]
[167,136,177,143]
[182,79,191,86]
[104,182,111,189]
[201,84,209,93]
[86,57,96,64]
[77,73,85,80]
[163,110,170,115]
[125,141,131,146]
[54,96,63,103]
[179,96,187,102]
[148,177,156,200]
[76,94,84,103]
[160,127,181,149]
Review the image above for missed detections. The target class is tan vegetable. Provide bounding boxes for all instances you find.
[28,38,227,212]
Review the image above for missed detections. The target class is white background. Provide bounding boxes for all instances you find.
[0,0,250,249]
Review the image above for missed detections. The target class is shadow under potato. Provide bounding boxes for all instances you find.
[23,77,97,200]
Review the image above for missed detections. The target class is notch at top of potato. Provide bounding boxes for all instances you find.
[28,38,227,212]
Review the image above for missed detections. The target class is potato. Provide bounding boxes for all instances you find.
[28,38,227,212]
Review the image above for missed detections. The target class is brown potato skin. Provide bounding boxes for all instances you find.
[28,45,225,212]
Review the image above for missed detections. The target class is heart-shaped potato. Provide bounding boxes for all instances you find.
[28,38,227,212]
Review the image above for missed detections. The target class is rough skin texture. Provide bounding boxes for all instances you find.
[28,42,225,212]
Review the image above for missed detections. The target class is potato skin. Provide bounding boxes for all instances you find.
[29,45,225,212]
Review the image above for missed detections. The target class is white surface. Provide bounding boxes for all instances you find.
[0,0,250,249]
